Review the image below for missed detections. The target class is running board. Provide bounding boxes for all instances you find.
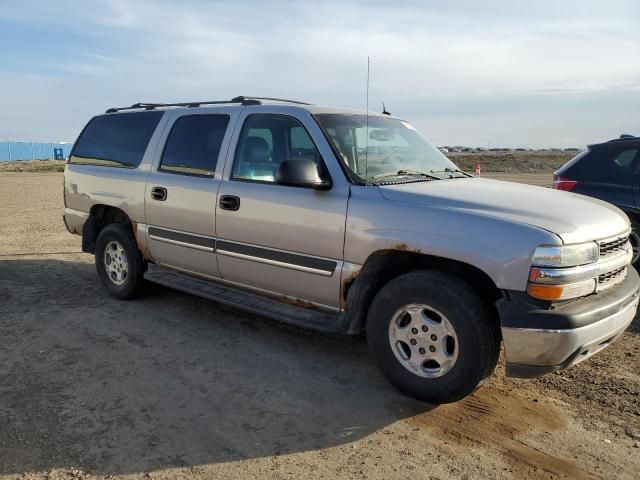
[144,264,343,333]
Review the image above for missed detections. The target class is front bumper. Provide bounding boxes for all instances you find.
[498,267,640,378]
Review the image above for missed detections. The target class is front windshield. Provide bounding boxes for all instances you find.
[315,113,459,183]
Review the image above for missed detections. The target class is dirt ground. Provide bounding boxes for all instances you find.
[450,151,575,174]
[0,172,638,480]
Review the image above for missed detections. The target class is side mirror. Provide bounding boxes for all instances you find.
[276,159,332,190]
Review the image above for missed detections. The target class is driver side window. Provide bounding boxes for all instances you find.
[232,114,322,183]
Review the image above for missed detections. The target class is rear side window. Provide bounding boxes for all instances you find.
[160,115,230,177]
[70,111,163,168]
[569,145,639,185]
[612,148,639,169]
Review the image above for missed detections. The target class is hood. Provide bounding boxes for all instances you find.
[378,178,629,244]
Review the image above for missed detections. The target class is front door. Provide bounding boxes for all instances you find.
[144,109,238,278]
[215,111,349,309]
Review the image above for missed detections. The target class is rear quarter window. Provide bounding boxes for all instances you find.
[564,145,639,185]
[70,111,164,168]
[559,147,603,179]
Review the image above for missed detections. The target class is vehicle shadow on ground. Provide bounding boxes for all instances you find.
[0,258,430,475]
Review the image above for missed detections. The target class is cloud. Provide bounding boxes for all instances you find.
[0,0,638,146]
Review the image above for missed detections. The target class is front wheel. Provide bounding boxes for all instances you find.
[366,270,500,404]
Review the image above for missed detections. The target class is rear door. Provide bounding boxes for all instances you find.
[144,108,239,277]
[215,109,350,309]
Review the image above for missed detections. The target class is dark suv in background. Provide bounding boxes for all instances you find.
[554,135,640,264]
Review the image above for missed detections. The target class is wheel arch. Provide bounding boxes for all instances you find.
[341,249,503,335]
[82,204,134,254]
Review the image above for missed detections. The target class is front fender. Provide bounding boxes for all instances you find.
[345,186,560,292]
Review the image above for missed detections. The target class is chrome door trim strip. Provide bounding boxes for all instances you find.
[149,235,214,252]
[147,227,338,275]
[148,226,215,252]
[216,239,337,274]
[217,249,336,277]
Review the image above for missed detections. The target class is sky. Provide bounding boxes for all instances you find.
[0,0,638,148]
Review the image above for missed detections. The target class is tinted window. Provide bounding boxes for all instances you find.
[160,115,230,177]
[612,148,638,169]
[560,147,602,179]
[575,146,640,185]
[247,128,273,151]
[291,126,314,149]
[232,114,322,183]
[71,111,163,167]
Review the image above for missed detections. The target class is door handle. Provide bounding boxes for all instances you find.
[151,186,167,201]
[219,195,240,211]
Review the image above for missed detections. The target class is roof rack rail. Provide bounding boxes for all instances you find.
[236,96,311,105]
[619,134,636,139]
[105,95,311,113]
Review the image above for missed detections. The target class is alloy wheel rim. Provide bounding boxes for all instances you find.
[103,240,128,286]
[388,303,459,378]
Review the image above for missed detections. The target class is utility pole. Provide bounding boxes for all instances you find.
[31,141,34,160]
[7,141,11,161]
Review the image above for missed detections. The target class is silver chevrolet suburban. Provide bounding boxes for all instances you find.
[63,96,639,404]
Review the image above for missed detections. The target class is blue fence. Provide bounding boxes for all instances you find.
[0,141,74,162]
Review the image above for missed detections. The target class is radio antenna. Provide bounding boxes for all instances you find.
[365,56,370,183]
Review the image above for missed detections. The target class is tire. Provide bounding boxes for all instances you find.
[95,223,146,300]
[366,270,500,404]
[629,225,640,267]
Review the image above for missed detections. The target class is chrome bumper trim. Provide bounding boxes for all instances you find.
[502,295,638,371]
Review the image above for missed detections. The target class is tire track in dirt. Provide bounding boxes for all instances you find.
[409,385,590,479]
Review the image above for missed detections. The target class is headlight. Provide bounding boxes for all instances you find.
[528,241,600,300]
[532,242,598,268]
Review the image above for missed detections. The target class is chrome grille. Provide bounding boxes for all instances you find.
[599,236,630,258]
[595,234,631,291]
[598,266,627,290]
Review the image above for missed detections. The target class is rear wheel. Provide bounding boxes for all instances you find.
[95,223,146,299]
[366,270,499,404]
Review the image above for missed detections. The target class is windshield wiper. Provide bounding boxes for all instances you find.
[429,167,472,178]
[372,170,440,181]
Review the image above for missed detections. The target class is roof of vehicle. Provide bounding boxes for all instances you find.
[104,95,396,118]
[588,134,639,149]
